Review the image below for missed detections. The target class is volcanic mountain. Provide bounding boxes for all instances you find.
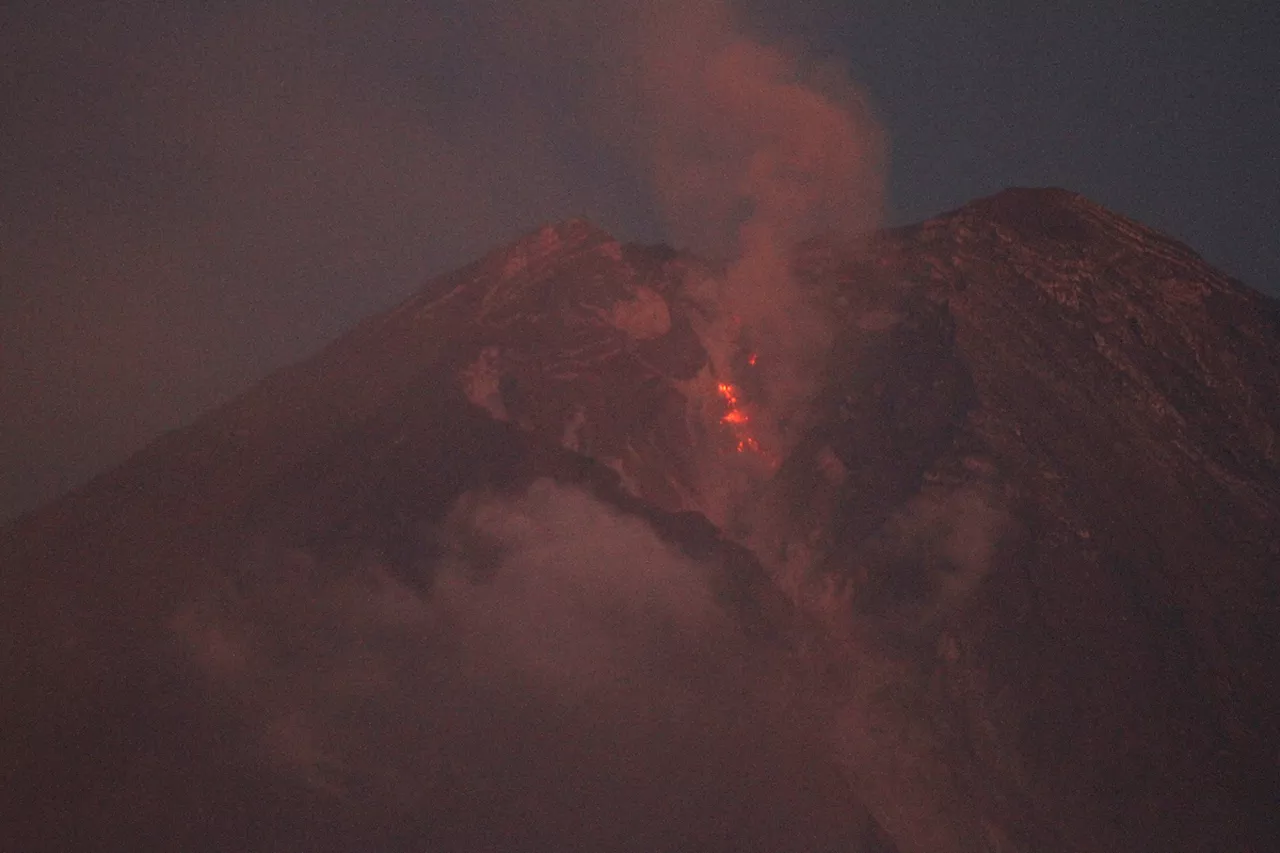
[3,188,1278,852]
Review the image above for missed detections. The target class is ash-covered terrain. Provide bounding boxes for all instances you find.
[3,188,1277,852]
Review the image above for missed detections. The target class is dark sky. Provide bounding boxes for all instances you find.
[3,0,1277,522]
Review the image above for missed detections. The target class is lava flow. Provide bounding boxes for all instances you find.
[716,381,760,453]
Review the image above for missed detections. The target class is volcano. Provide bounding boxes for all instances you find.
[3,188,1278,852]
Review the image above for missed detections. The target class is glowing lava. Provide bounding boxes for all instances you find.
[716,381,760,453]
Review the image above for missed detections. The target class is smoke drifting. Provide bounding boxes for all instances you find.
[176,481,872,850]
[619,3,883,256]
[615,0,886,440]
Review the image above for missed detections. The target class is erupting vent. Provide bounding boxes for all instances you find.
[716,379,760,454]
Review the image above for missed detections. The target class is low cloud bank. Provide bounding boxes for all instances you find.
[177,480,872,850]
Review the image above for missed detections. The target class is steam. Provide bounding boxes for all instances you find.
[615,0,886,442]
[175,480,871,850]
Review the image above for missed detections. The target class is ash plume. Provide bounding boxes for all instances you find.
[497,0,885,454]
[613,0,886,443]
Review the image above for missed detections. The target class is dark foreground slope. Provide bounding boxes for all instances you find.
[2,188,1278,852]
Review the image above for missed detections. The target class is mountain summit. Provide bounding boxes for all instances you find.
[3,188,1278,852]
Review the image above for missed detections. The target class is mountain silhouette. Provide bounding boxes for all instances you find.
[3,188,1277,852]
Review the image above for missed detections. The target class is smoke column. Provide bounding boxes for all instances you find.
[615,0,886,437]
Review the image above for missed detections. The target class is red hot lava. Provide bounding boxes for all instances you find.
[716,380,760,453]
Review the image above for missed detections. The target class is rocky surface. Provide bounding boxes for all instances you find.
[787,189,1280,852]
[2,188,1277,852]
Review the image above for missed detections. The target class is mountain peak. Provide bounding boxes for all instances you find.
[937,186,1215,274]
[500,216,618,263]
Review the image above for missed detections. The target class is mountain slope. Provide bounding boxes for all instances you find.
[2,188,1277,853]
[784,188,1280,852]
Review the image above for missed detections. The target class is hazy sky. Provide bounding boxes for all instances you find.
[3,0,1277,521]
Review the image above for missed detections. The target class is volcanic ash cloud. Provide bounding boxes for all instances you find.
[622,0,886,439]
